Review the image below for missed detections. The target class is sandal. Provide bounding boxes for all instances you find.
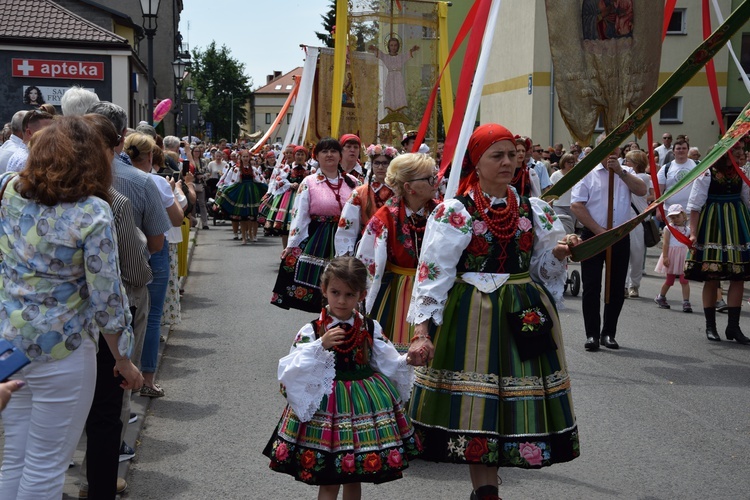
[140,384,165,398]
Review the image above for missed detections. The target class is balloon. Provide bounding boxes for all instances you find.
[152,98,172,126]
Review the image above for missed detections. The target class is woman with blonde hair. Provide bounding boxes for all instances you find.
[125,133,183,397]
[625,149,654,298]
[0,116,142,499]
[355,153,439,352]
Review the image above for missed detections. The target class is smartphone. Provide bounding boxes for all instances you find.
[0,339,29,381]
[182,159,191,176]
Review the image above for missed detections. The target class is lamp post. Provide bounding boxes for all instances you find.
[140,0,161,125]
[171,56,188,137]
[186,86,195,145]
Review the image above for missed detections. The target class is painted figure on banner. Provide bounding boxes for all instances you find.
[582,0,634,41]
[369,36,420,124]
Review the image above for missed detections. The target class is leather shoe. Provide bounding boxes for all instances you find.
[584,336,599,351]
[705,326,721,342]
[601,335,619,349]
[725,326,750,345]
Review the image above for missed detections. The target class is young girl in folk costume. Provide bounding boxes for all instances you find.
[271,138,358,312]
[355,153,439,353]
[264,257,422,499]
[262,146,309,248]
[214,149,267,244]
[335,144,398,256]
[654,204,692,312]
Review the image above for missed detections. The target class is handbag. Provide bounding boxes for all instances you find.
[632,203,660,248]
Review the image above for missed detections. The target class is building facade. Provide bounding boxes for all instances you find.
[250,68,303,146]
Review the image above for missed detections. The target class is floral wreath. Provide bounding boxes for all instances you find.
[366,144,399,159]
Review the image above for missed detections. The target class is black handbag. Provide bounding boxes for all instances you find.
[507,303,557,361]
[632,203,660,248]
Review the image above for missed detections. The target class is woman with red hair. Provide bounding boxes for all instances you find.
[405,124,580,500]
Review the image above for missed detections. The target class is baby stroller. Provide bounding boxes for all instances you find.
[557,214,580,297]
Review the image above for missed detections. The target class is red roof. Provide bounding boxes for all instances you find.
[255,67,303,94]
[0,0,127,45]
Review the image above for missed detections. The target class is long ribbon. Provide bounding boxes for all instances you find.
[437,2,454,134]
[250,83,300,154]
[543,0,750,203]
[703,0,727,135]
[711,0,750,93]
[570,99,750,262]
[330,0,348,137]
[412,0,484,156]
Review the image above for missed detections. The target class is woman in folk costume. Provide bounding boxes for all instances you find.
[335,144,398,255]
[214,149,267,244]
[262,146,310,248]
[271,138,358,312]
[684,144,750,344]
[355,153,439,354]
[405,124,580,500]
[512,136,541,198]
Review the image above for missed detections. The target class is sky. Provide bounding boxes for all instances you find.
[180,0,332,90]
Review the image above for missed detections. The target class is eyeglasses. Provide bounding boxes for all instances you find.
[534,149,544,153]
[372,160,390,167]
[411,174,438,186]
[663,136,672,140]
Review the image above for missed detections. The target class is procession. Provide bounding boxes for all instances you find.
[0,0,749,499]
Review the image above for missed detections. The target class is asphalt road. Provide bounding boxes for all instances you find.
[125,225,750,500]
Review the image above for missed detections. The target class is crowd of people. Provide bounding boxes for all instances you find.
[1,89,748,499]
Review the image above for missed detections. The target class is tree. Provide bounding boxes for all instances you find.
[316,0,336,48]
[189,42,252,142]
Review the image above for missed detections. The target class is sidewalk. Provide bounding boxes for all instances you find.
[53,226,198,499]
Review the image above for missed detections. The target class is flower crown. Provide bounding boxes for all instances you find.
[366,144,399,159]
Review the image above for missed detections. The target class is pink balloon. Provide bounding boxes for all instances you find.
[153,98,172,125]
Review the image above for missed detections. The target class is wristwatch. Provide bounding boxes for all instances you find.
[618,170,628,179]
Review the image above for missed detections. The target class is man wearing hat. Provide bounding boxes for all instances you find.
[340,133,365,182]
[401,130,418,153]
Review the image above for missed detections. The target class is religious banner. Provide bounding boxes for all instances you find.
[308,48,380,145]
[544,1,663,144]
[308,0,441,146]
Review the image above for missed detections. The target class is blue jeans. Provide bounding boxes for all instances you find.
[141,243,169,373]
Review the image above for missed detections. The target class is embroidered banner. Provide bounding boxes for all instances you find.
[544,0,663,145]
[570,100,750,262]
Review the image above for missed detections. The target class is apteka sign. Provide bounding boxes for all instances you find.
[12,58,104,81]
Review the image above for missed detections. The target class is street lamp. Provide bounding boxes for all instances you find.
[186,86,195,145]
[140,0,161,125]
[172,56,189,137]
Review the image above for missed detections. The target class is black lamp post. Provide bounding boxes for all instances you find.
[172,56,189,137]
[140,0,161,125]
[186,86,195,144]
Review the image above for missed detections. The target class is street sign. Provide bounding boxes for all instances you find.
[205,122,213,140]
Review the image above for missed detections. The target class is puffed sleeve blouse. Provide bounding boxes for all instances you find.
[407,190,567,326]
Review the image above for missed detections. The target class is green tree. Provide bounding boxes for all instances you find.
[190,41,252,142]
[315,0,336,48]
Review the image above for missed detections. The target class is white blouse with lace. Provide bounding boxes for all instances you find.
[277,311,415,423]
[406,191,567,327]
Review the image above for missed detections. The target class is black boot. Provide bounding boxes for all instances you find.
[725,307,750,345]
[704,307,721,341]
[471,485,501,500]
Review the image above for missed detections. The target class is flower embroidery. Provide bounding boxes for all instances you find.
[386,449,403,468]
[338,218,353,229]
[417,262,440,283]
[518,307,547,332]
[472,220,488,235]
[448,212,466,228]
[274,442,289,461]
[367,261,376,277]
[518,216,532,232]
[518,231,533,252]
[362,452,381,472]
[341,453,356,473]
[434,204,446,220]
[368,218,385,238]
[300,449,316,469]
[518,442,543,466]
[463,437,489,462]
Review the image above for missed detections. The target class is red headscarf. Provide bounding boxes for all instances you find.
[293,145,309,158]
[459,123,515,195]
[339,134,361,146]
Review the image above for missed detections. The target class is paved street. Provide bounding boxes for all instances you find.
[124,225,750,500]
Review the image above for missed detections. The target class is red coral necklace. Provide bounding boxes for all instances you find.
[472,184,519,243]
[322,309,367,354]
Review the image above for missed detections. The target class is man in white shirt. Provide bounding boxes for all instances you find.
[529,143,552,192]
[655,132,674,166]
[571,152,647,351]
[0,111,26,173]
[6,109,55,172]
[657,138,696,211]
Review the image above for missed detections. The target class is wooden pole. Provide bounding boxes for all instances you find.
[604,156,615,303]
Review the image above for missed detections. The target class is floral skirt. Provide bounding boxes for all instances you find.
[409,274,579,468]
[370,264,416,354]
[263,370,421,485]
[271,218,337,312]
[215,179,267,221]
[684,194,750,281]
[162,243,181,326]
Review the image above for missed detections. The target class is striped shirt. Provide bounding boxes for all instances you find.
[109,187,152,292]
[111,157,171,237]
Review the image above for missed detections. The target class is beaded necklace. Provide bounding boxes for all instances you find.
[400,201,427,259]
[323,173,344,210]
[472,184,519,242]
[321,308,368,354]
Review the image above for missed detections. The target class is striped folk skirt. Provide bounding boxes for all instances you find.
[271,218,337,312]
[263,369,421,485]
[215,179,267,221]
[409,273,580,468]
[371,263,416,354]
[684,193,750,281]
[263,188,297,235]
